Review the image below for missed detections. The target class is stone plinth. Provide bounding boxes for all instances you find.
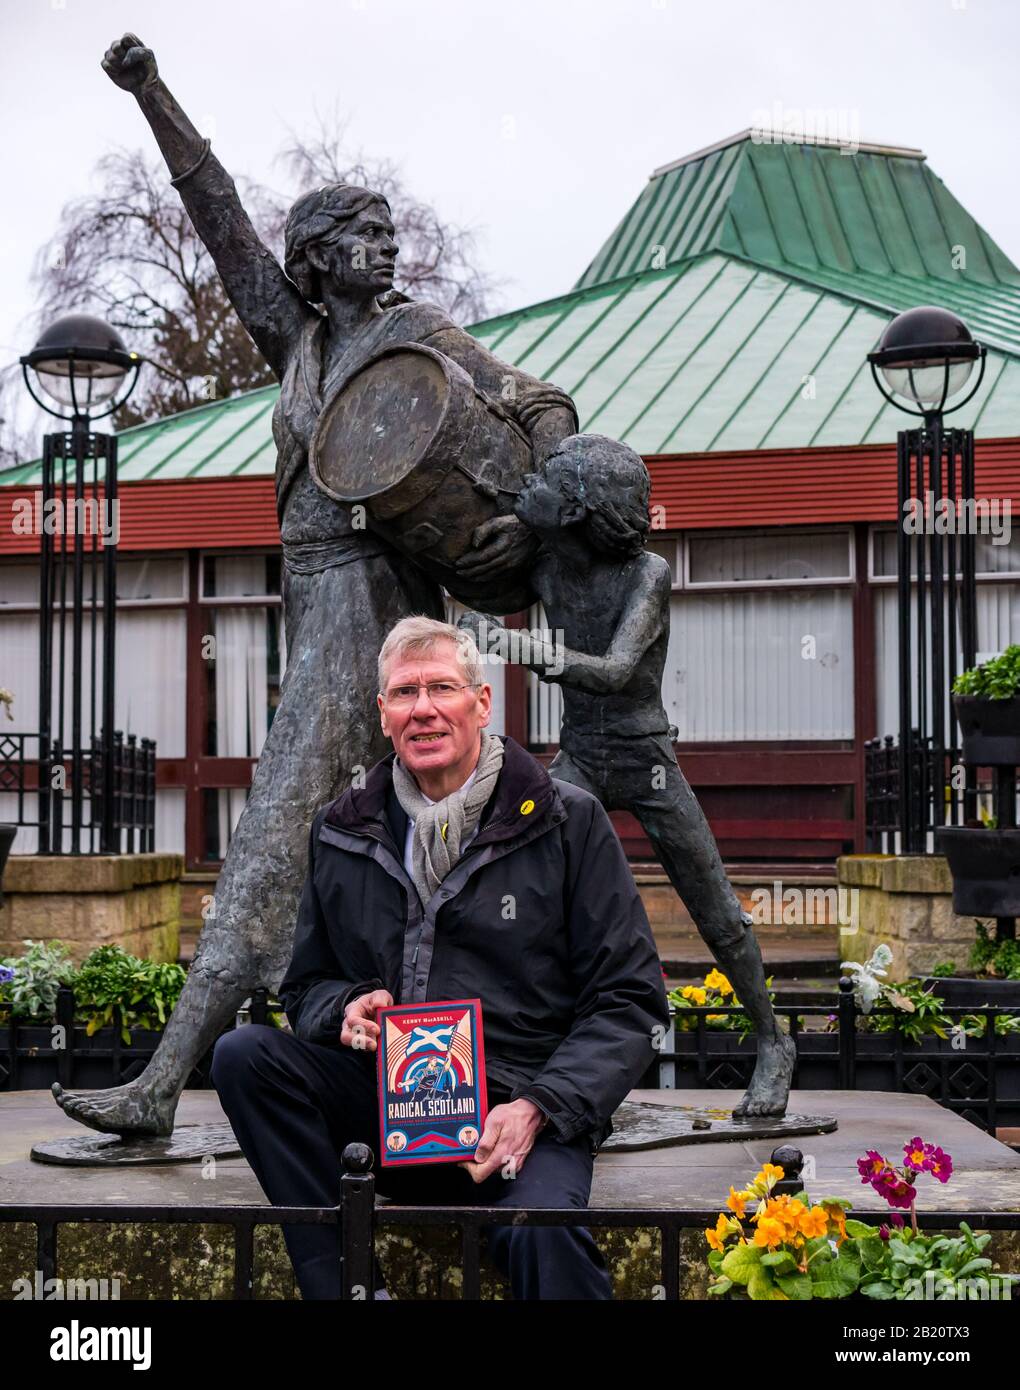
[837,854,976,979]
[0,854,183,965]
[3,1086,1018,1300]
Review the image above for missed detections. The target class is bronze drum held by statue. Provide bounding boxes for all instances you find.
[309,343,536,613]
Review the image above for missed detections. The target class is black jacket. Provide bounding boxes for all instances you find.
[278,734,669,1147]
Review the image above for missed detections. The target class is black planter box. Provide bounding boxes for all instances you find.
[936,827,1020,916]
[666,1026,1020,1129]
[0,1021,221,1091]
[953,694,1020,767]
[923,975,1020,1008]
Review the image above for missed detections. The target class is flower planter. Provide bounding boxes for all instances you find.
[952,693,1020,767]
[0,1020,219,1091]
[666,1027,1020,1127]
[923,975,1020,1007]
[935,827,1020,917]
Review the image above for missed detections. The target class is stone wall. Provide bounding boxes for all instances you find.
[0,854,183,965]
[837,854,977,979]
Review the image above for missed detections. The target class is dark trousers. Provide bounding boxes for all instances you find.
[210,1024,613,1300]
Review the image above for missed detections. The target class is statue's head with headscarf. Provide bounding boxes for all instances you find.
[284,184,398,305]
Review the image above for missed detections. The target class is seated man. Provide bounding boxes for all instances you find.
[211,614,670,1301]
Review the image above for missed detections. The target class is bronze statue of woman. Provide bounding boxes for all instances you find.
[53,33,577,1135]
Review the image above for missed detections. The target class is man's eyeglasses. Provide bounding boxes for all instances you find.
[383,681,480,707]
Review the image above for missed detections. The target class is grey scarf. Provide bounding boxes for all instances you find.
[392,731,505,905]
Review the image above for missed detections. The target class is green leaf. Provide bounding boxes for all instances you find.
[747,1267,784,1300]
[860,1280,896,1299]
[888,1238,923,1266]
[721,1243,763,1286]
[810,1246,860,1299]
[844,1219,876,1238]
[776,1271,813,1300]
[761,1251,798,1274]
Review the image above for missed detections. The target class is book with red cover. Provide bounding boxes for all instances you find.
[376,998,488,1167]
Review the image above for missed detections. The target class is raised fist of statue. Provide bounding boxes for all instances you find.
[102,33,158,93]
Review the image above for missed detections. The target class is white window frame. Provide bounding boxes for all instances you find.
[0,552,189,612]
[644,533,682,588]
[198,548,283,608]
[682,525,855,591]
[867,525,1020,584]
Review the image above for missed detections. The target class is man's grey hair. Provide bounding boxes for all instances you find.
[377,615,484,696]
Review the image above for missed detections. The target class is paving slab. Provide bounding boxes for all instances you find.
[2,1087,1019,1217]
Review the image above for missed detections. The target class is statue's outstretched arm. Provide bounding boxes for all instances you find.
[102,33,307,379]
[534,571,667,692]
[465,558,670,693]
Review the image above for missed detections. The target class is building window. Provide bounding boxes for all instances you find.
[686,529,853,587]
[674,528,855,740]
[0,555,187,853]
[525,528,855,745]
[199,552,284,857]
[870,527,1020,739]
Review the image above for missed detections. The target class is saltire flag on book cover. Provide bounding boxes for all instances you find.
[376,999,488,1167]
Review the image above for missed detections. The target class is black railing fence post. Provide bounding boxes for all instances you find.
[837,976,856,1089]
[55,984,75,1089]
[143,736,157,852]
[771,1146,805,1196]
[340,1142,376,1300]
[249,987,270,1027]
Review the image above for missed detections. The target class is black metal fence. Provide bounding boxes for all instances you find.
[0,729,155,855]
[889,422,977,855]
[655,980,1020,1136]
[0,984,275,1092]
[3,1143,1020,1301]
[4,982,1019,1137]
[864,732,972,853]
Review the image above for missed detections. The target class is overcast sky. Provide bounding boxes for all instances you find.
[2,0,1019,427]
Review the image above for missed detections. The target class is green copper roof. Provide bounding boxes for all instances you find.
[0,386,279,488]
[471,255,1020,454]
[2,131,1017,488]
[575,132,1020,354]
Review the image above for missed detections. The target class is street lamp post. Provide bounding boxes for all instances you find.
[867,306,987,854]
[20,314,145,854]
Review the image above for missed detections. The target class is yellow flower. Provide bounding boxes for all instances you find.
[704,969,733,995]
[726,1188,748,1219]
[754,1163,785,1190]
[821,1201,848,1244]
[681,986,708,1006]
[706,1014,725,1023]
[798,1206,830,1239]
[753,1216,786,1249]
[769,1197,805,1237]
[705,1212,731,1252]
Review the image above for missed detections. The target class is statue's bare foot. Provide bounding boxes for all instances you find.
[51,1080,178,1136]
[731,1032,796,1118]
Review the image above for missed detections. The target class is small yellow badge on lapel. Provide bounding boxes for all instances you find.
[441,821,449,839]
[520,799,535,815]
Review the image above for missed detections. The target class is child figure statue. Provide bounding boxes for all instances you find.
[458,433,796,1118]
